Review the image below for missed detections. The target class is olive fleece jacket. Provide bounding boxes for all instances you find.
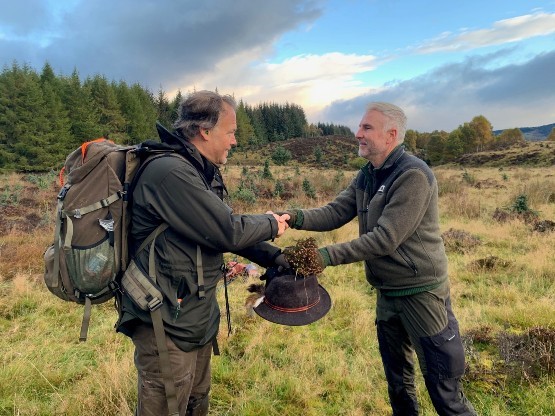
[300,146,448,293]
[117,137,281,352]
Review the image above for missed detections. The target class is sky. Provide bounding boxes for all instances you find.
[1,0,555,133]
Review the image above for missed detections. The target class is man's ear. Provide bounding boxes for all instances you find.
[199,127,210,141]
[387,128,397,143]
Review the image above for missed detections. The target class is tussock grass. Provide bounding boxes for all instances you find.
[1,166,555,415]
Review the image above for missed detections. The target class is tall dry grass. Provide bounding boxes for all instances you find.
[1,165,555,415]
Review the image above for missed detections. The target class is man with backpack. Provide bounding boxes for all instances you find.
[116,90,289,416]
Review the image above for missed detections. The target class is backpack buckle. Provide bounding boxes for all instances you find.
[74,209,82,218]
[147,297,163,312]
[58,184,71,200]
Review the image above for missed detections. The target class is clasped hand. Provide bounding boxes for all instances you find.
[267,211,290,237]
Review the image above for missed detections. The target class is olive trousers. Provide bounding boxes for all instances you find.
[131,324,212,416]
[375,282,477,416]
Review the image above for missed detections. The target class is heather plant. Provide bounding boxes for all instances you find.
[0,183,23,206]
[462,169,476,186]
[283,237,325,277]
[23,172,56,189]
[498,327,555,381]
[441,228,482,254]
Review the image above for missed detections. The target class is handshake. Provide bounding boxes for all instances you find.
[267,210,292,238]
[267,210,301,238]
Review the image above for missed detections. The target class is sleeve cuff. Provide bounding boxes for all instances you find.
[268,217,277,241]
[292,209,304,229]
[318,247,332,267]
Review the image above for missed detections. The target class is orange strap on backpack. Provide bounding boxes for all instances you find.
[59,138,113,187]
[80,137,112,162]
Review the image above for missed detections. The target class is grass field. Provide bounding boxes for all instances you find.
[1,163,554,415]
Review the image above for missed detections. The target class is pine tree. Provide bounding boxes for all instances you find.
[61,69,103,147]
[155,88,172,128]
[245,104,267,145]
[131,84,157,140]
[39,63,72,168]
[235,100,256,148]
[169,90,183,125]
[0,63,52,170]
[115,81,156,143]
[85,75,126,139]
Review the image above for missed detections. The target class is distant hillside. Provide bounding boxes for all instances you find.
[494,122,555,141]
[231,135,555,170]
[455,141,555,167]
[230,135,360,169]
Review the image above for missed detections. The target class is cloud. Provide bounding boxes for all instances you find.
[415,12,555,53]
[0,0,52,35]
[2,1,553,135]
[1,0,325,90]
[182,52,378,116]
[322,49,555,132]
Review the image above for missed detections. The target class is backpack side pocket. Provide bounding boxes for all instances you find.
[44,244,71,301]
[64,235,116,297]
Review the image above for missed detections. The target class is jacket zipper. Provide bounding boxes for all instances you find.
[173,298,182,322]
[397,246,418,276]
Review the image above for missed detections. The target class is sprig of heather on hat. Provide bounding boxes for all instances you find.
[283,237,324,277]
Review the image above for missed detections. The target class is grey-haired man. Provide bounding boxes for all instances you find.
[278,103,476,415]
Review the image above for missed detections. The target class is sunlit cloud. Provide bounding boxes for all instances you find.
[180,52,378,121]
[415,12,555,53]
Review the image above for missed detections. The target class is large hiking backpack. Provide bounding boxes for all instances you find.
[43,137,173,341]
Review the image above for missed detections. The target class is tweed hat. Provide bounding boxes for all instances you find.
[254,273,331,326]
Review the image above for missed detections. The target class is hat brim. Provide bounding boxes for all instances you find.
[254,284,331,326]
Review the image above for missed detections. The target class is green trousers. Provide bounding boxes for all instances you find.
[131,324,212,416]
[375,282,476,416]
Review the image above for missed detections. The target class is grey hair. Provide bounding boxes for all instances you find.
[173,90,237,139]
[366,102,407,143]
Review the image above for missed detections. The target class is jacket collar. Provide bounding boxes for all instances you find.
[367,144,405,172]
[361,144,405,183]
[155,121,218,183]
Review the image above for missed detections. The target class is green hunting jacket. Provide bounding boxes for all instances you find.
[300,145,448,294]
[117,133,281,352]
